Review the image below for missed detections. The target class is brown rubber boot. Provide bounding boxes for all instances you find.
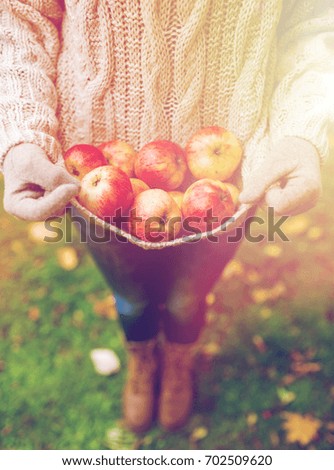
[123,338,158,433]
[158,341,196,431]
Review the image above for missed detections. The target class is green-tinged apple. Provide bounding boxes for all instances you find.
[98,140,137,177]
[181,178,235,233]
[185,126,242,181]
[78,166,134,220]
[168,191,184,210]
[130,178,150,197]
[64,144,108,180]
[135,140,187,191]
[224,183,240,207]
[129,189,182,242]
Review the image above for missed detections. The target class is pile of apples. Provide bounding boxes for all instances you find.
[64,126,242,242]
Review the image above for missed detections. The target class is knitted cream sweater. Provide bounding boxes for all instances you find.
[1,0,333,180]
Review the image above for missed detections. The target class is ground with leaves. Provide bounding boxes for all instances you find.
[1,151,334,450]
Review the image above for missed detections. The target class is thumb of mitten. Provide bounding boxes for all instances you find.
[3,143,80,220]
[239,157,290,205]
[8,182,80,221]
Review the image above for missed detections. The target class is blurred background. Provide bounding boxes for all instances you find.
[0,137,334,450]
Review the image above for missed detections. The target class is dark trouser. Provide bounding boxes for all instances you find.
[73,210,250,344]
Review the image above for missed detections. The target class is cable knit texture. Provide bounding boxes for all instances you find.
[0,0,333,181]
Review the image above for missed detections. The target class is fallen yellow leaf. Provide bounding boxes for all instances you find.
[269,281,286,299]
[250,288,269,304]
[57,247,79,271]
[205,292,216,306]
[245,269,262,285]
[10,240,25,255]
[264,244,283,258]
[270,431,280,447]
[281,412,321,446]
[222,259,244,280]
[283,215,311,238]
[72,309,84,327]
[28,222,50,243]
[251,282,286,304]
[201,342,221,357]
[93,295,118,320]
[307,226,324,241]
[260,307,272,319]
[246,413,258,427]
[277,387,296,405]
[28,306,40,321]
[190,426,208,442]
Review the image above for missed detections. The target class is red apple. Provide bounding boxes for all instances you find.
[181,178,235,233]
[130,178,150,197]
[78,166,134,220]
[135,140,187,191]
[224,182,240,207]
[168,191,184,210]
[129,189,182,242]
[98,140,137,177]
[177,170,196,192]
[185,126,243,181]
[64,144,108,180]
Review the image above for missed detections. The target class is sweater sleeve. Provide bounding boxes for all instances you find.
[0,0,63,170]
[268,0,334,162]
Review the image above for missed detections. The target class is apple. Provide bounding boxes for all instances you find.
[78,166,134,220]
[168,191,184,210]
[98,140,137,177]
[177,170,196,192]
[129,189,182,242]
[130,178,150,197]
[64,144,108,180]
[224,183,240,207]
[181,178,235,233]
[135,140,187,191]
[185,126,242,181]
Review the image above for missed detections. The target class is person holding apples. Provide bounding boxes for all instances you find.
[1,0,333,433]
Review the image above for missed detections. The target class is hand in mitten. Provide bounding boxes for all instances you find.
[3,143,80,221]
[239,137,322,215]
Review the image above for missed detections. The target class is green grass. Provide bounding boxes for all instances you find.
[1,154,334,450]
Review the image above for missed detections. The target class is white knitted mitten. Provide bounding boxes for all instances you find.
[239,137,322,215]
[3,143,80,221]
